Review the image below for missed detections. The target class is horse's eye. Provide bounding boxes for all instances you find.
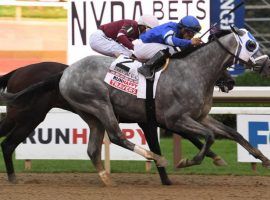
[246,40,257,52]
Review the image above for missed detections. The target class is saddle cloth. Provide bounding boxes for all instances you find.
[104,55,162,99]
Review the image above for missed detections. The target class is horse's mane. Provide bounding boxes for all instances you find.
[171,29,232,59]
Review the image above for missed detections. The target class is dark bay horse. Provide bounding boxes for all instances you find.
[0,62,72,182]
[2,28,270,185]
[0,61,228,185]
[0,62,70,139]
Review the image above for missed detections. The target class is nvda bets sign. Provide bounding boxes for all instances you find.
[68,0,210,64]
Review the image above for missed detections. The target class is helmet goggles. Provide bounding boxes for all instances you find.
[181,22,201,33]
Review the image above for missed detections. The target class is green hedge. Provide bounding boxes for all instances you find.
[0,6,67,19]
[235,71,270,86]
[0,6,16,17]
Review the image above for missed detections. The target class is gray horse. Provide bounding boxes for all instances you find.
[2,28,270,186]
[58,27,270,182]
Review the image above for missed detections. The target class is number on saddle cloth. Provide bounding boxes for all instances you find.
[112,55,143,77]
[115,59,134,72]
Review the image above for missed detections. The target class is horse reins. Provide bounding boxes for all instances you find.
[212,34,249,66]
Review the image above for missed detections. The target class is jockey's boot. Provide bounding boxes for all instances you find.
[137,48,170,81]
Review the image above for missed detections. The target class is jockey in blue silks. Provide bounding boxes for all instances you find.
[135,15,203,80]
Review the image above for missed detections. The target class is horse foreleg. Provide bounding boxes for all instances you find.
[76,110,115,186]
[92,104,168,167]
[178,131,227,166]
[167,116,215,168]
[202,115,270,168]
[138,123,172,185]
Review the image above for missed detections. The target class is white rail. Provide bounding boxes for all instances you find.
[1,87,270,115]
[210,107,270,114]
[2,106,270,115]
[1,87,270,113]
[213,87,270,98]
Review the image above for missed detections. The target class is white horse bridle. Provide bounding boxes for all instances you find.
[233,29,259,64]
[233,28,268,65]
[213,27,269,73]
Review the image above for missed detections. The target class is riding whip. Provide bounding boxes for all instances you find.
[199,1,245,39]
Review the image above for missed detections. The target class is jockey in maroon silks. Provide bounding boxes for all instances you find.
[89,15,159,58]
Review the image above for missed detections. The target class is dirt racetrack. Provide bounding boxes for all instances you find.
[0,173,270,200]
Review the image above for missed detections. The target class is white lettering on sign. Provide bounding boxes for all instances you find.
[220,0,235,29]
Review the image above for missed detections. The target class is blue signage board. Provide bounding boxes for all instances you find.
[237,115,270,162]
[210,0,245,29]
[227,64,245,76]
[210,0,245,76]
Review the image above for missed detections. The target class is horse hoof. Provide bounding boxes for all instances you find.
[8,174,17,184]
[176,158,189,168]
[262,160,270,169]
[104,180,117,187]
[99,171,117,187]
[161,178,173,185]
[213,156,228,166]
[156,156,168,167]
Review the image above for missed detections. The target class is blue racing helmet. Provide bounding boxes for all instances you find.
[179,16,201,33]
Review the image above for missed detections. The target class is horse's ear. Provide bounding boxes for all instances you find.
[230,25,244,36]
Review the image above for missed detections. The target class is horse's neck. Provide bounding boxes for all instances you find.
[177,35,236,88]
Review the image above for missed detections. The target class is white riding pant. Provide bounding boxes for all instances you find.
[133,39,179,61]
[89,30,133,57]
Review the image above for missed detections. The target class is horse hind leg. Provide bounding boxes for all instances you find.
[0,117,15,138]
[96,104,168,167]
[64,92,168,167]
[1,123,36,183]
[78,112,115,186]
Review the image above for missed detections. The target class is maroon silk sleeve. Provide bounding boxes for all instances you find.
[117,21,137,50]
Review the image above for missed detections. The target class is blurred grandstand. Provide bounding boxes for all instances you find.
[0,0,67,74]
[0,0,269,74]
[245,0,270,55]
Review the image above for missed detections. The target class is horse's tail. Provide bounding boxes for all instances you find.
[0,71,63,106]
[0,69,17,91]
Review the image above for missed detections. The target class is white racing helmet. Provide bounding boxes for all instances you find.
[137,15,159,29]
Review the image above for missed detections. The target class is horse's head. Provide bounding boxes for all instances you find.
[230,26,270,77]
